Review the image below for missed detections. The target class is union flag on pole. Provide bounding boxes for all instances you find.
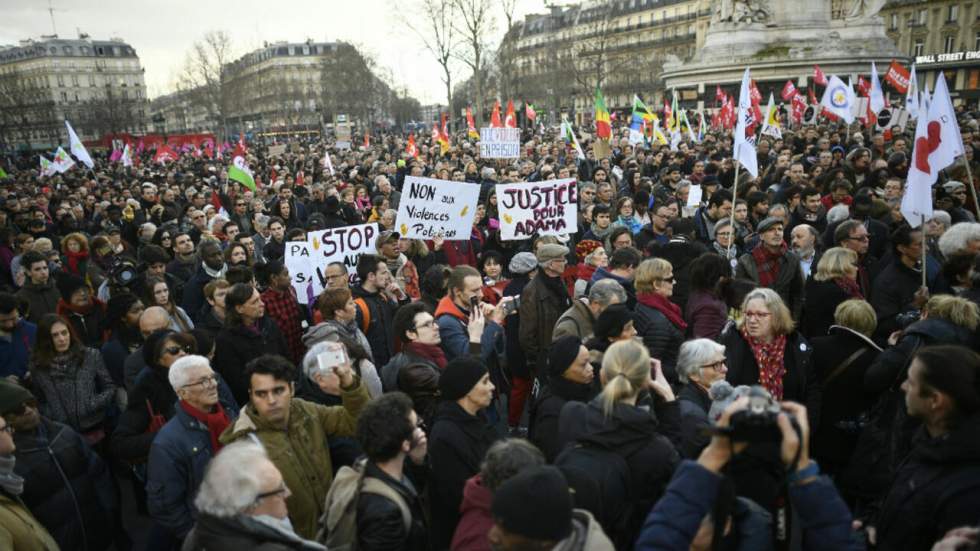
[814,65,828,87]
[466,107,479,139]
[490,101,503,128]
[406,133,418,158]
[781,80,797,102]
[504,100,517,128]
[884,59,911,94]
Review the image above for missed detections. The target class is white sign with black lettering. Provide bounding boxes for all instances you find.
[479,127,521,159]
[395,176,480,240]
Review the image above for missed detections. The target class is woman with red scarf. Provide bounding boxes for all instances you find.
[381,302,449,427]
[572,239,607,298]
[60,232,90,281]
[802,247,864,339]
[633,258,687,383]
[146,354,237,542]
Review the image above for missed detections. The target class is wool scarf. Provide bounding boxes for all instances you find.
[179,400,231,453]
[0,456,24,496]
[403,341,448,370]
[740,325,788,400]
[833,276,863,299]
[636,291,688,331]
[751,243,788,287]
[64,249,89,277]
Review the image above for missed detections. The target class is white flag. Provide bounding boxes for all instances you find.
[52,146,75,173]
[734,67,758,178]
[820,75,856,124]
[901,74,963,227]
[65,120,94,169]
[906,64,919,120]
[322,149,335,176]
[869,62,886,114]
[121,144,133,167]
[761,93,782,139]
[921,81,932,114]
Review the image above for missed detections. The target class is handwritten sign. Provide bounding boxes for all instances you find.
[497,178,578,240]
[395,176,480,240]
[268,144,287,157]
[304,222,379,296]
[479,127,521,159]
[284,241,319,304]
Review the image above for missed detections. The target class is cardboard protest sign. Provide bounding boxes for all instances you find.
[479,127,521,159]
[336,124,352,150]
[395,176,480,240]
[497,178,578,240]
[306,222,379,293]
[268,144,287,157]
[284,241,319,304]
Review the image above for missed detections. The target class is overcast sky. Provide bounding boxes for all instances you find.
[2,0,547,104]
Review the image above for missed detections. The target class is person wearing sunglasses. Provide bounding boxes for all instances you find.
[0,378,120,550]
[0,411,59,551]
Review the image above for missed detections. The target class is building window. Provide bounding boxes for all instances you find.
[890,13,898,29]
[945,35,956,53]
[976,31,980,50]
[948,5,959,21]
[913,39,925,56]
[57,75,64,87]
[918,8,927,24]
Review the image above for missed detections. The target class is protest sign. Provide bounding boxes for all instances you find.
[268,144,287,157]
[497,178,578,240]
[306,222,379,292]
[336,124,352,150]
[395,176,480,240]
[284,241,319,304]
[479,127,521,159]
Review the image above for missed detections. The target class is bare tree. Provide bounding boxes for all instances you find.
[177,31,234,139]
[453,0,496,124]
[500,0,519,31]
[320,42,382,127]
[0,69,59,151]
[405,0,458,128]
[571,3,615,98]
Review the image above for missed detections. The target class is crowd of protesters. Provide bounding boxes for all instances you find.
[0,110,979,551]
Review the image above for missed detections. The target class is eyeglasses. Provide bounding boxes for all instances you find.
[255,481,290,502]
[700,360,726,371]
[414,319,437,331]
[164,345,192,356]
[182,375,218,390]
[744,311,772,320]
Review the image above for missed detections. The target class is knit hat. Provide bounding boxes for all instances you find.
[943,180,966,193]
[0,379,34,416]
[548,336,584,378]
[575,240,602,262]
[55,272,87,301]
[593,303,633,341]
[536,244,569,265]
[491,466,573,541]
[508,252,537,275]
[439,356,488,402]
[755,217,784,234]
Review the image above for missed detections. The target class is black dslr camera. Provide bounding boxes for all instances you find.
[108,256,139,289]
[727,385,800,443]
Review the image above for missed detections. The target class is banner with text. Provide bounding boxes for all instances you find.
[395,176,480,240]
[479,127,521,159]
[497,178,578,240]
[303,222,379,299]
[284,241,319,304]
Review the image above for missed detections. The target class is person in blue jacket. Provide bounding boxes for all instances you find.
[635,399,860,551]
[0,292,36,381]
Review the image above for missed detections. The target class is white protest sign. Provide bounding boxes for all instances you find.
[395,176,480,240]
[284,241,319,304]
[479,127,521,159]
[497,178,578,240]
[268,144,287,157]
[686,184,703,208]
[306,222,379,291]
[336,124,352,150]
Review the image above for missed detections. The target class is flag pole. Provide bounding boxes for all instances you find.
[963,156,980,221]
[726,161,742,264]
[921,214,928,290]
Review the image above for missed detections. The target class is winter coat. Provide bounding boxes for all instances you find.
[180,268,216,324]
[802,278,855,339]
[865,318,975,396]
[554,510,615,551]
[529,379,597,462]
[13,417,118,551]
[213,317,289,405]
[635,460,858,551]
[809,326,881,473]
[451,474,492,551]
[684,289,727,340]
[676,384,712,459]
[56,299,107,348]
[735,248,806,320]
[870,257,944,340]
[501,275,531,378]
[0,491,59,551]
[16,279,60,324]
[356,461,429,551]
[219,383,370,540]
[589,267,637,309]
[634,300,685,383]
[875,415,980,551]
[649,238,709,313]
[0,320,35,380]
[518,274,570,368]
[380,352,441,425]
[351,285,401,368]
[434,297,503,367]
[557,398,681,546]
[182,512,326,551]
[147,402,239,538]
[552,299,596,342]
[428,401,499,551]
[29,347,116,434]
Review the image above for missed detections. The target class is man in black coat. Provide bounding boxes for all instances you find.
[1,380,120,551]
[352,254,407,369]
[181,240,227,323]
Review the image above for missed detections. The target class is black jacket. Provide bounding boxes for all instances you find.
[865,318,975,396]
[870,258,944,340]
[351,285,401,369]
[427,401,498,551]
[676,384,712,459]
[633,300,685,383]
[528,377,597,462]
[875,415,980,551]
[380,352,441,426]
[356,461,429,551]
[213,317,289,405]
[802,278,855,339]
[648,238,709,312]
[182,512,324,551]
[14,418,118,551]
[180,267,215,324]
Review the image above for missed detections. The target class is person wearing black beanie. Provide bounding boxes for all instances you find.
[428,355,499,550]
[488,465,614,551]
[529,336,597,461]
[585,304,637,367]
[54,270,106,348]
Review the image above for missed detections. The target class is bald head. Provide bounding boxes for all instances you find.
[140,306,171,337]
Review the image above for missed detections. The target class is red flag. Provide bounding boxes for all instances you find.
[884,59,911,94]
[749,80,762,105]
[525,103,536,121]
[364,129,370,148]
[153,144,178,164]
[663,99,672,130]
[857,76,870,96]
[210,190,223,212]
[781,80,797,102]
[270,167,278,184]
[406,133,418,158]
[204,141,214,159]
[807,87,818,106]
[466,107,479,139]
[491,100,503,128]
[814,65,828,87]
[237,132,247,153]
[504,100,517,128]
[715,85,725,103]
[791,93,807,124]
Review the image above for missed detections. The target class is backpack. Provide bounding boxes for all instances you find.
[354,297,371,334]
[317,459,411,550]
[554,441,633,545]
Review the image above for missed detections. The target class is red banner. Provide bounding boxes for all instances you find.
[814,65,828,87]
[884,59,911,94]
[781,80,797,102]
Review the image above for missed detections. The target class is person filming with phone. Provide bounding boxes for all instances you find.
[434,265,509,365]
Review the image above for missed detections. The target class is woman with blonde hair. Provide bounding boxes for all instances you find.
[802,247,861,338]
[633,258,685,382]
[555,339,679,547]
[60,232,90,279]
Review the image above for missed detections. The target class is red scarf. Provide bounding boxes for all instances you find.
[403,341,448,370]
[64,249,89,277]
[636,291,688,331]
[56,297,103,317]
[740,326,788,400]
[179,400,231,453]
[833,276,863,299]
[751,243,788,287]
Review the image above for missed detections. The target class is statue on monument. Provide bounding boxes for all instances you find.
[713,0,771,25]
[846,0,887,20]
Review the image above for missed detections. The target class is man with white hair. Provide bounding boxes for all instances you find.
[938,222,980,260]
[146,355,239,542]
[182,441,325,550]
[375,175,401,210]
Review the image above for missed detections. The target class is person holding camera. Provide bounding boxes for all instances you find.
[634,397,859,550]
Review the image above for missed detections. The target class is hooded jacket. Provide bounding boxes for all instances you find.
[351,285,401,368]
[15,278,60,324]
[554,509,615,551]
[355,461,429,551]
[434,296,502,366]
[451,474,492,551]
[302,319,373,363]
[219,382,370,540]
